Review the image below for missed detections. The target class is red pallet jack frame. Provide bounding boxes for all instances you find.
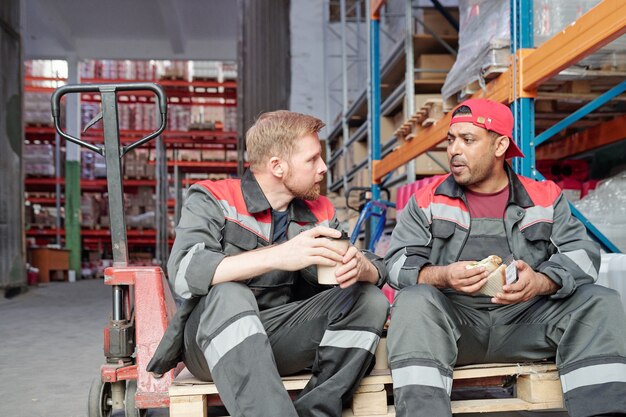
[52,83,178,416]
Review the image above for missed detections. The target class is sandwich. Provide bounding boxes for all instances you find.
[466,255,506,297]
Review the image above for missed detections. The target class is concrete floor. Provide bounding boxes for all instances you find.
[0,279,168,417]
[0,279,570,417]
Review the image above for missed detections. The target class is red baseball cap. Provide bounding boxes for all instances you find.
[450,99,524,159]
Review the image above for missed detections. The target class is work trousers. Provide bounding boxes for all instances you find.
[183,281,389,417]
[387,284,626,417]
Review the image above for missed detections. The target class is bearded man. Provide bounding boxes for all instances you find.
[148,110,389,417]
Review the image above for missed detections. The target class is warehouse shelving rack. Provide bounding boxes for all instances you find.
[24,63,240,266]
[324,0,459,204]
[368,0,626,252]
[324,0,408,194]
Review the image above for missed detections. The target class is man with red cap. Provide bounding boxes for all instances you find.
[384,98,626,417]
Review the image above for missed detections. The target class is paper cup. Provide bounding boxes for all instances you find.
[317,237,350,285]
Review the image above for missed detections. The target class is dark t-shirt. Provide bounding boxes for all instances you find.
[272,209,289,243]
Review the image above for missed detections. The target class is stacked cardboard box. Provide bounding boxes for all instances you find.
[24,144,56,177]
[24,92,53,126]
[192,61,220,80]
[81,150,107,179]
[201,147,227,161]
[80,60,158,80]
[28,206,61,229]
[414,7,460,37]
[224,107,237,132]
[124,149,155,179]
[81,193,103,229]
[416,54,455,80]
[126,186,156,229]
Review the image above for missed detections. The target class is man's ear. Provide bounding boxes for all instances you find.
[494,135,509,158]
[269,156,284,178]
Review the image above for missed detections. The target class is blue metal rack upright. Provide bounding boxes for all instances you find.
[510,0,535,178]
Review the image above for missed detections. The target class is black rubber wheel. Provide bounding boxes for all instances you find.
[124,380,147,417]
[87,377,112,417]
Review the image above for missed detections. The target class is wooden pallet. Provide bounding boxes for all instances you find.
[393,98,445,142]
[169,340,564,417]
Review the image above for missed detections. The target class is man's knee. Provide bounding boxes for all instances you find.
[194,283,264,352]
[204,281,257,308]
[392,284,445,315]
[194,282,260,335]
[358,283,391,320]
[572,284,625,318]
[210,281,254,296]
[575,283,619,299]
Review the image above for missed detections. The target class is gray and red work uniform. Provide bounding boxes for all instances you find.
[384,166,626,417]
[148,170,390,417]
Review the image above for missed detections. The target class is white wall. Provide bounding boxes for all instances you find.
[289,0,327,124]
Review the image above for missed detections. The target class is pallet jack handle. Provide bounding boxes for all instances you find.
[52,83,167,326]
[52,83,168,157]
[51,83,167,270]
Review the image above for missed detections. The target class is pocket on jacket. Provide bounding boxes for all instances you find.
[520,221,552,242]
[431,219,456,239]
[223,220,260,251]
[519,221,555,267]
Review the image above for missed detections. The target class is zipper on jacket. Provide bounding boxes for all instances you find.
[455,193,472,262]
[502,205,514,256]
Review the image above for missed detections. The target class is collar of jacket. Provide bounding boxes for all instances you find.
[434,164,535,208]
[241,169,320,223]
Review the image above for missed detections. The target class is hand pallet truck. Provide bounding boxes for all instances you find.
[345,186,395,251]
[52,83,179,416]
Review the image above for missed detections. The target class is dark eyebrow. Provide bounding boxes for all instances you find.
[459,132,476,139]
[448,131,476,139]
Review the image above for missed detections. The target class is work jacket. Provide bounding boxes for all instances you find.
[148,169,387,374]
[385,166,600,299]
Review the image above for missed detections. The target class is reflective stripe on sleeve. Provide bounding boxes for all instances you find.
[559,248,598,281]
[392,365,453,395]
[560,362,626,393]
[175,242,205,299]
[319,329,380,354]
[204,314,266,370]
[389,252,407,288]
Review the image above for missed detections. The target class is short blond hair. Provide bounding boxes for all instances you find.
[246,110,325,170]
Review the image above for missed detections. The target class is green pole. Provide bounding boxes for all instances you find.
[65,159,81,272]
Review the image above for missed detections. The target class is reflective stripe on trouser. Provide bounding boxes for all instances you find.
[559,357,626,417]
[387,284,626,417]
[390,359,453,417]
[184,282,389,417]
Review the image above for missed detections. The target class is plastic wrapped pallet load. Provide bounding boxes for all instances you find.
[441,0,510,102]
[442,0,626,103]
[574,171,626,309]
[574,170,626,253]
[598,254,626,309]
